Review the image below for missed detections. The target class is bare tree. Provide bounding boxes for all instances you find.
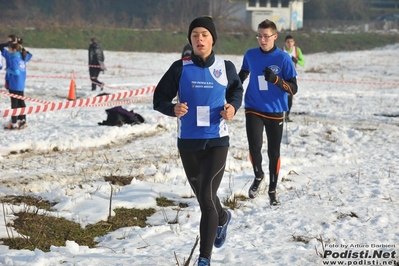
[208,0,248,30]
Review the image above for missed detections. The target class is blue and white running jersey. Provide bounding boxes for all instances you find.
[178,57,228,139]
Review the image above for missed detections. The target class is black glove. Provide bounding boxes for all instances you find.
[291,56,298,64]
[263,67,278,83]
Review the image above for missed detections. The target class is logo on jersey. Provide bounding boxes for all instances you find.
[18,61,26,71]
[213,68,222,78]
[269,65,280,74]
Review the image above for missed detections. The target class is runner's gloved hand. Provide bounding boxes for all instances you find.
[263,67,278,83]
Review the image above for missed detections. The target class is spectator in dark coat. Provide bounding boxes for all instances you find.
[88,38,105,91]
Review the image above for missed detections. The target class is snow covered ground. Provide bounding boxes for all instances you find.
[0,43,398,265]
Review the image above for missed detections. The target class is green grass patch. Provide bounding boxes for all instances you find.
[223,194,247,210]
[2,27,398,55]
[0,195,157,252]
[1,195,56,211]
[156,196,176,207]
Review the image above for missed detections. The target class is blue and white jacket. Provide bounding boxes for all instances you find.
[4,51,27,91]
[2,49,32,84]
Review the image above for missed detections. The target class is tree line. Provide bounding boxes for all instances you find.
[0,0,395,30]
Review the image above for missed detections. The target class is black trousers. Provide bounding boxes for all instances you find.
[245,113,283,191]
[89,67,102,90]
[179,146,229,259]
[9,90,26,123]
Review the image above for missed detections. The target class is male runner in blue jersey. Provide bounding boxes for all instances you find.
[153,16,243,266]
[238,19,298,205]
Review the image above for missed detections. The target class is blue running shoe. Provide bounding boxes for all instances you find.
[214,210,231,248]
[198,257,210,266]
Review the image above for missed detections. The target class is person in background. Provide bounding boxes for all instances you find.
[0,35,29,90]
[88,38,105,91]
[282,35,304,122]
[1,42,32,129]
[238,19,297,205]
[153,16,243,266]
[181,42,192,58]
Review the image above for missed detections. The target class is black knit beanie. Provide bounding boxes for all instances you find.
[188,16,217,46]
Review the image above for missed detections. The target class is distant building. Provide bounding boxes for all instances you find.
[228,0,305,32]
[246,0,304,31]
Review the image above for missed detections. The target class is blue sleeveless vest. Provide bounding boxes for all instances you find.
[178,57,228,139]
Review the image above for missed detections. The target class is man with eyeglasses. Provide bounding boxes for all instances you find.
[238,19,298,205]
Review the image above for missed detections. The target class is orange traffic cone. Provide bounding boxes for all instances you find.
[67,77,76,101]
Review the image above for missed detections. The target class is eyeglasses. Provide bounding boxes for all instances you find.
[256,33,276,40]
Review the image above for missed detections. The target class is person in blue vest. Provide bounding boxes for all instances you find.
[238,19,298,205]
[153,16,243,266]
[282,35,305,122]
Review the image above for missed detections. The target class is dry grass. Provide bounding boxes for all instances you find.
[0,195,160,251]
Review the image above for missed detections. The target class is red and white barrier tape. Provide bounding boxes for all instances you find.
[25,75,398,87]
[88,95,152,108]
[0,90,52,104]
[25,59,398,86]
[0,86,156,118]
[298,78,399,86]
[27,75,72,79]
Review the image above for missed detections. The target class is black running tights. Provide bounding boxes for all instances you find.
[245,113,283,191]
[179,146,229,259]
